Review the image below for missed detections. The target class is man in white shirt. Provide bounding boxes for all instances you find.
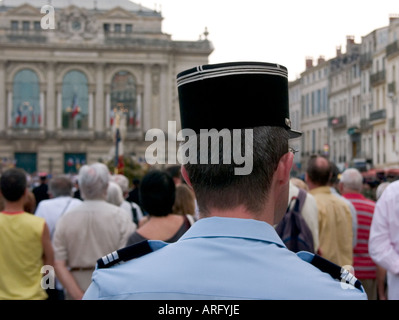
[35,175,82,300]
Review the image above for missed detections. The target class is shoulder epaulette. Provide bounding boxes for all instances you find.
[297,251,362,290]
[97,240,153,269]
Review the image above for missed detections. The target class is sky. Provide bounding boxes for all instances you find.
[135,0,398,81]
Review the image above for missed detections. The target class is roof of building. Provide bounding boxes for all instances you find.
[0,0,160,15]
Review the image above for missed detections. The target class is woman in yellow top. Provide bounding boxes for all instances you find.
[0,168,54,300]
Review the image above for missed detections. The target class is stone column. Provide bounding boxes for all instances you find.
[0,61,6,132]
[40,91,45,129]
[95,63,104,132]
[151,64,161,130]
[159,64,167,132]
[7,85,12,128]
[136,84,143,130]
[56,84,62,130]
[143,64,152,132]
[105,84,111,129]
[88,83,95,130]
[46,62,56,132]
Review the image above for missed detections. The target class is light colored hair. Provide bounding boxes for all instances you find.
[78,162,110,200]
[110,174,129,196]
[106,181,124,206]
[376,182,390,200]
[340,168,363,192]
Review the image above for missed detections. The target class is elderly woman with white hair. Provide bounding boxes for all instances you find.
[110,174,144,225]
[53,162,136,300]
[106,181,125,207]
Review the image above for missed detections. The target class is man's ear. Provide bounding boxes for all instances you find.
[275,151,294,185]
[180,165,192,188]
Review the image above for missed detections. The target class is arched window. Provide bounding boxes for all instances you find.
[110,71,137,131]
[12,69,41,129]
[62,70,89,130]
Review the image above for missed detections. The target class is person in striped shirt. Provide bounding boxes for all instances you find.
[339,168,377,300]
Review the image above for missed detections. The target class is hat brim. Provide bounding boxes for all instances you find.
[288,129,302,139]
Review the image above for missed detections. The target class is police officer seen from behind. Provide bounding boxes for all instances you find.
[83,61,367,300]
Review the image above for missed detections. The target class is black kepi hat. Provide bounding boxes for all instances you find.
[176,61,301,138]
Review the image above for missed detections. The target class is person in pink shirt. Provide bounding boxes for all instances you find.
[369,179,399,300]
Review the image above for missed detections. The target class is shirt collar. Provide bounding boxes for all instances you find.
[179,216,286,248]
[309,186,331,196]
[342,192,365,200]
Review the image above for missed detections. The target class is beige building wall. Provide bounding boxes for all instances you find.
[0,1,213,175]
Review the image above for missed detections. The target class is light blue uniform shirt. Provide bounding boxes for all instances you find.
[83,217,367,300]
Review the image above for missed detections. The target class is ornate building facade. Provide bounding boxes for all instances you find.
[0,0,213,175]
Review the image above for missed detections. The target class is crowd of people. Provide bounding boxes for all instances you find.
[0,61,398,301]
[0,162,197,300]
[3,154,394,300]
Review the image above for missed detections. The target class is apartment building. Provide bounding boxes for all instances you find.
[329,36,361,169]
[385,16,399,167]
[288,77,301,175]
[299,56,329,171]
[291,15,399,173]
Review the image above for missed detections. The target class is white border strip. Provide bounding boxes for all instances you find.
[177,64,287,87]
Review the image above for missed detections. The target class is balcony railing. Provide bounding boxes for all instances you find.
[4,28,47,43]
[360,119,371,131]
[329,115,347,129]
[389,117,396,131]
[388,81,396,95]
[386,41,399,59]
[370,70,386,87]
[369,109,386,122]
[360,52,372,69]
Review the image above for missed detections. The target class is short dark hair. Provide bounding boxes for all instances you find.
[139,170,176,217]
[0,168,27,202]
[165,165,181,179]
[329,162,340,185]
[184,126,289,216]
[306,155,331,186]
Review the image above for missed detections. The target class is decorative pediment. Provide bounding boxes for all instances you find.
[99,6,137,20]
[57,5,98,40]
[5,3,40,17]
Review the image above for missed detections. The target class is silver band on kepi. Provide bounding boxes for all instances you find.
[177,63,288,87]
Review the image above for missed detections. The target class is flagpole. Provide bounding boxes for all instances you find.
[114,111,120,175]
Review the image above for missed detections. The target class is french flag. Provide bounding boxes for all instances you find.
[22,110,27,125]
[71,94,80,118]
[110,108,114,126]
[15,107,22,125]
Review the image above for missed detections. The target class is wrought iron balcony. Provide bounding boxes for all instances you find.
[386,41,399,59]
[329,115,347,129]
[4,28,47,43]
[389,117,396,131]
[370,70,386,87]
[388,81,396,95]
[360,119,371,131]
[369,109,386,122]
[360,53,372,69]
